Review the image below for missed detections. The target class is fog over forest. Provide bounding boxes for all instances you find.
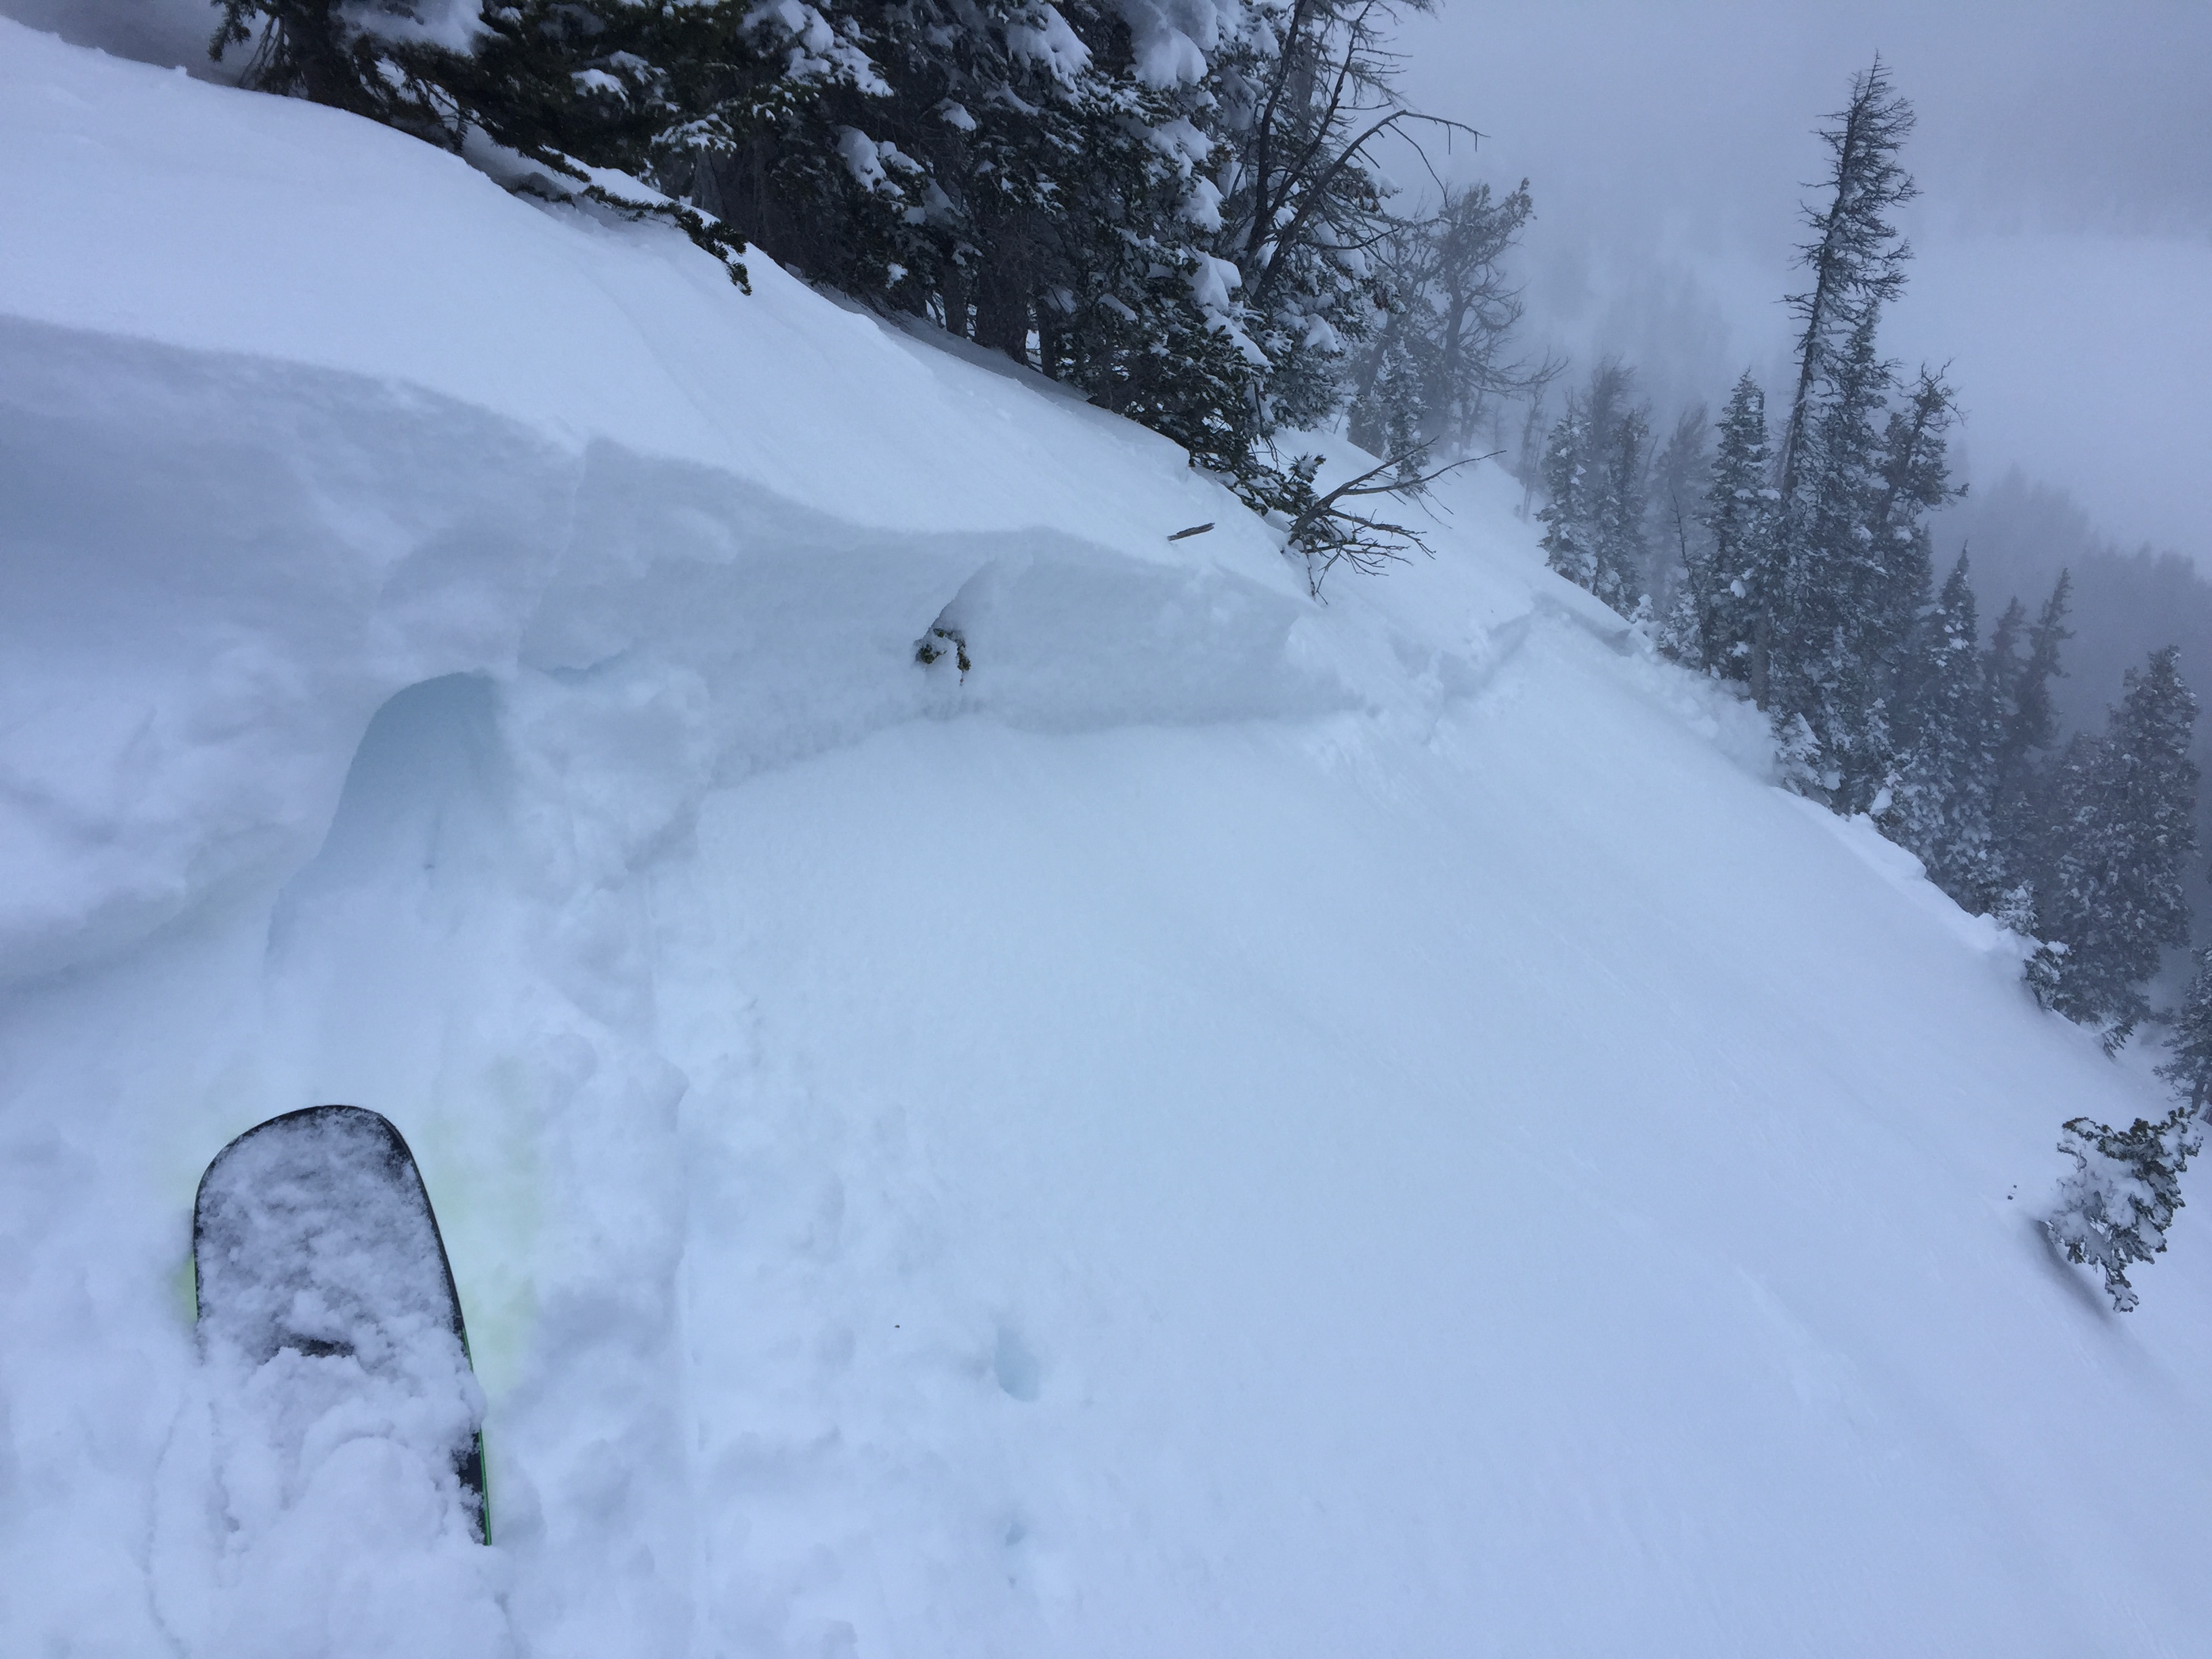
[1370,3,2212,938]
[1389,2,2212,568]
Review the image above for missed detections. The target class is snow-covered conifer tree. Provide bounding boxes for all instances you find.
[1888,552,1993,901]
[2013,575,2074,769]
[1983,596,2030,783]
[1591,388,1652,616]
[1538,402,1595,591]
[1355,329,1430,483]
[2030,647,2200,1047]
[2046,1107,2201,1312]
[1754,61,1927,811]
[1865,365,1963,666]
[213,0,792,281]
[1647,406,1713,664]
[1538,362,1647,617]
[1986,571,2072,892]
[2158,949,2212,1112]
[216,0,1492,584]
[1688,373,1775,680]
[1767,310,1897,809]
[1770,59,1917,583]
[703,0,1251,461]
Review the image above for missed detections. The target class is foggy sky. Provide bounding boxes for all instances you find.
[1389,1,2212,562]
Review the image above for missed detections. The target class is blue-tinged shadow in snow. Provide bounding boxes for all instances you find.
[268,672,510,955]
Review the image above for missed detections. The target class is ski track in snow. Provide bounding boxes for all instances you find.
[3,17,2211,1658]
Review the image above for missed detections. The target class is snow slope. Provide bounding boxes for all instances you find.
[4,19,2211,1657]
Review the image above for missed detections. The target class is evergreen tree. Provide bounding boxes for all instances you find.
[1353,327,1430,483]
[1591,385,1652,616]
[212,0,1492,589]
[1538,361,1648,617]
[1987,571,2072,889]
[1865,365,1964,675]
[2046,1106,2201,1313]
[2022,728,2103,1006]
[1656,572,1704,668]
[1210,0,1462,441]
[213,0,476,129]
[1754,61,1933,815]
[1771,59,1917,586]
[691,0,1260,470]
[2013,573,2073,767]
[1769,310,1899,809]
[2158,949,2212,1112]
[1648,405,1713,665]
[1983,596,2030,767]
[1686,373,1775,680]
[211,0,800,282]
[2029,646,2200,1048]
[1538,401,1595,591]
[1887,553,1994,899]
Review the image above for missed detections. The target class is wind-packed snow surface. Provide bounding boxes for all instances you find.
[4,20,2211,1657]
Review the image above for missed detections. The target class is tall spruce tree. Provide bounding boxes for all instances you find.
[1685,373,1776,680]
[1866,365,1964,666]
[1771,58,1917,581]
[1591,386,1652,617]
[1769,310,1900,808]
[1983,596,2030,772]
[1648,406,1713,663]
[1758,62,1928,812]
[1538,399,1595,592]
[691,0,1258,470]
[1351,328,1431,482]
[2029,646,2200,1048]
[1538,361,1649,617]
[2012,574,2073,771]
[1987,570,2072,893]
[2158,949,2212,1113]
[1887,552,1994,902]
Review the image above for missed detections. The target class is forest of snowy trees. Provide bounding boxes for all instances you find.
[1508,62,2212,1303]
[202,5,2209,1299]
[209,0,1553,590]
[1523,66,2210,1096]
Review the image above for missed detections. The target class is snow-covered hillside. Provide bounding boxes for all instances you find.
[4,20,2211,1657]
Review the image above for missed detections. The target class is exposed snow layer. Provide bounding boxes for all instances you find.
[3,18,2211,1657]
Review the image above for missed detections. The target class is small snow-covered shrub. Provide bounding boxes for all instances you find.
[2045,1106,2201,1313]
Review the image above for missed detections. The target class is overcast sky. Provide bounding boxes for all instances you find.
[1387,1,2212,562]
